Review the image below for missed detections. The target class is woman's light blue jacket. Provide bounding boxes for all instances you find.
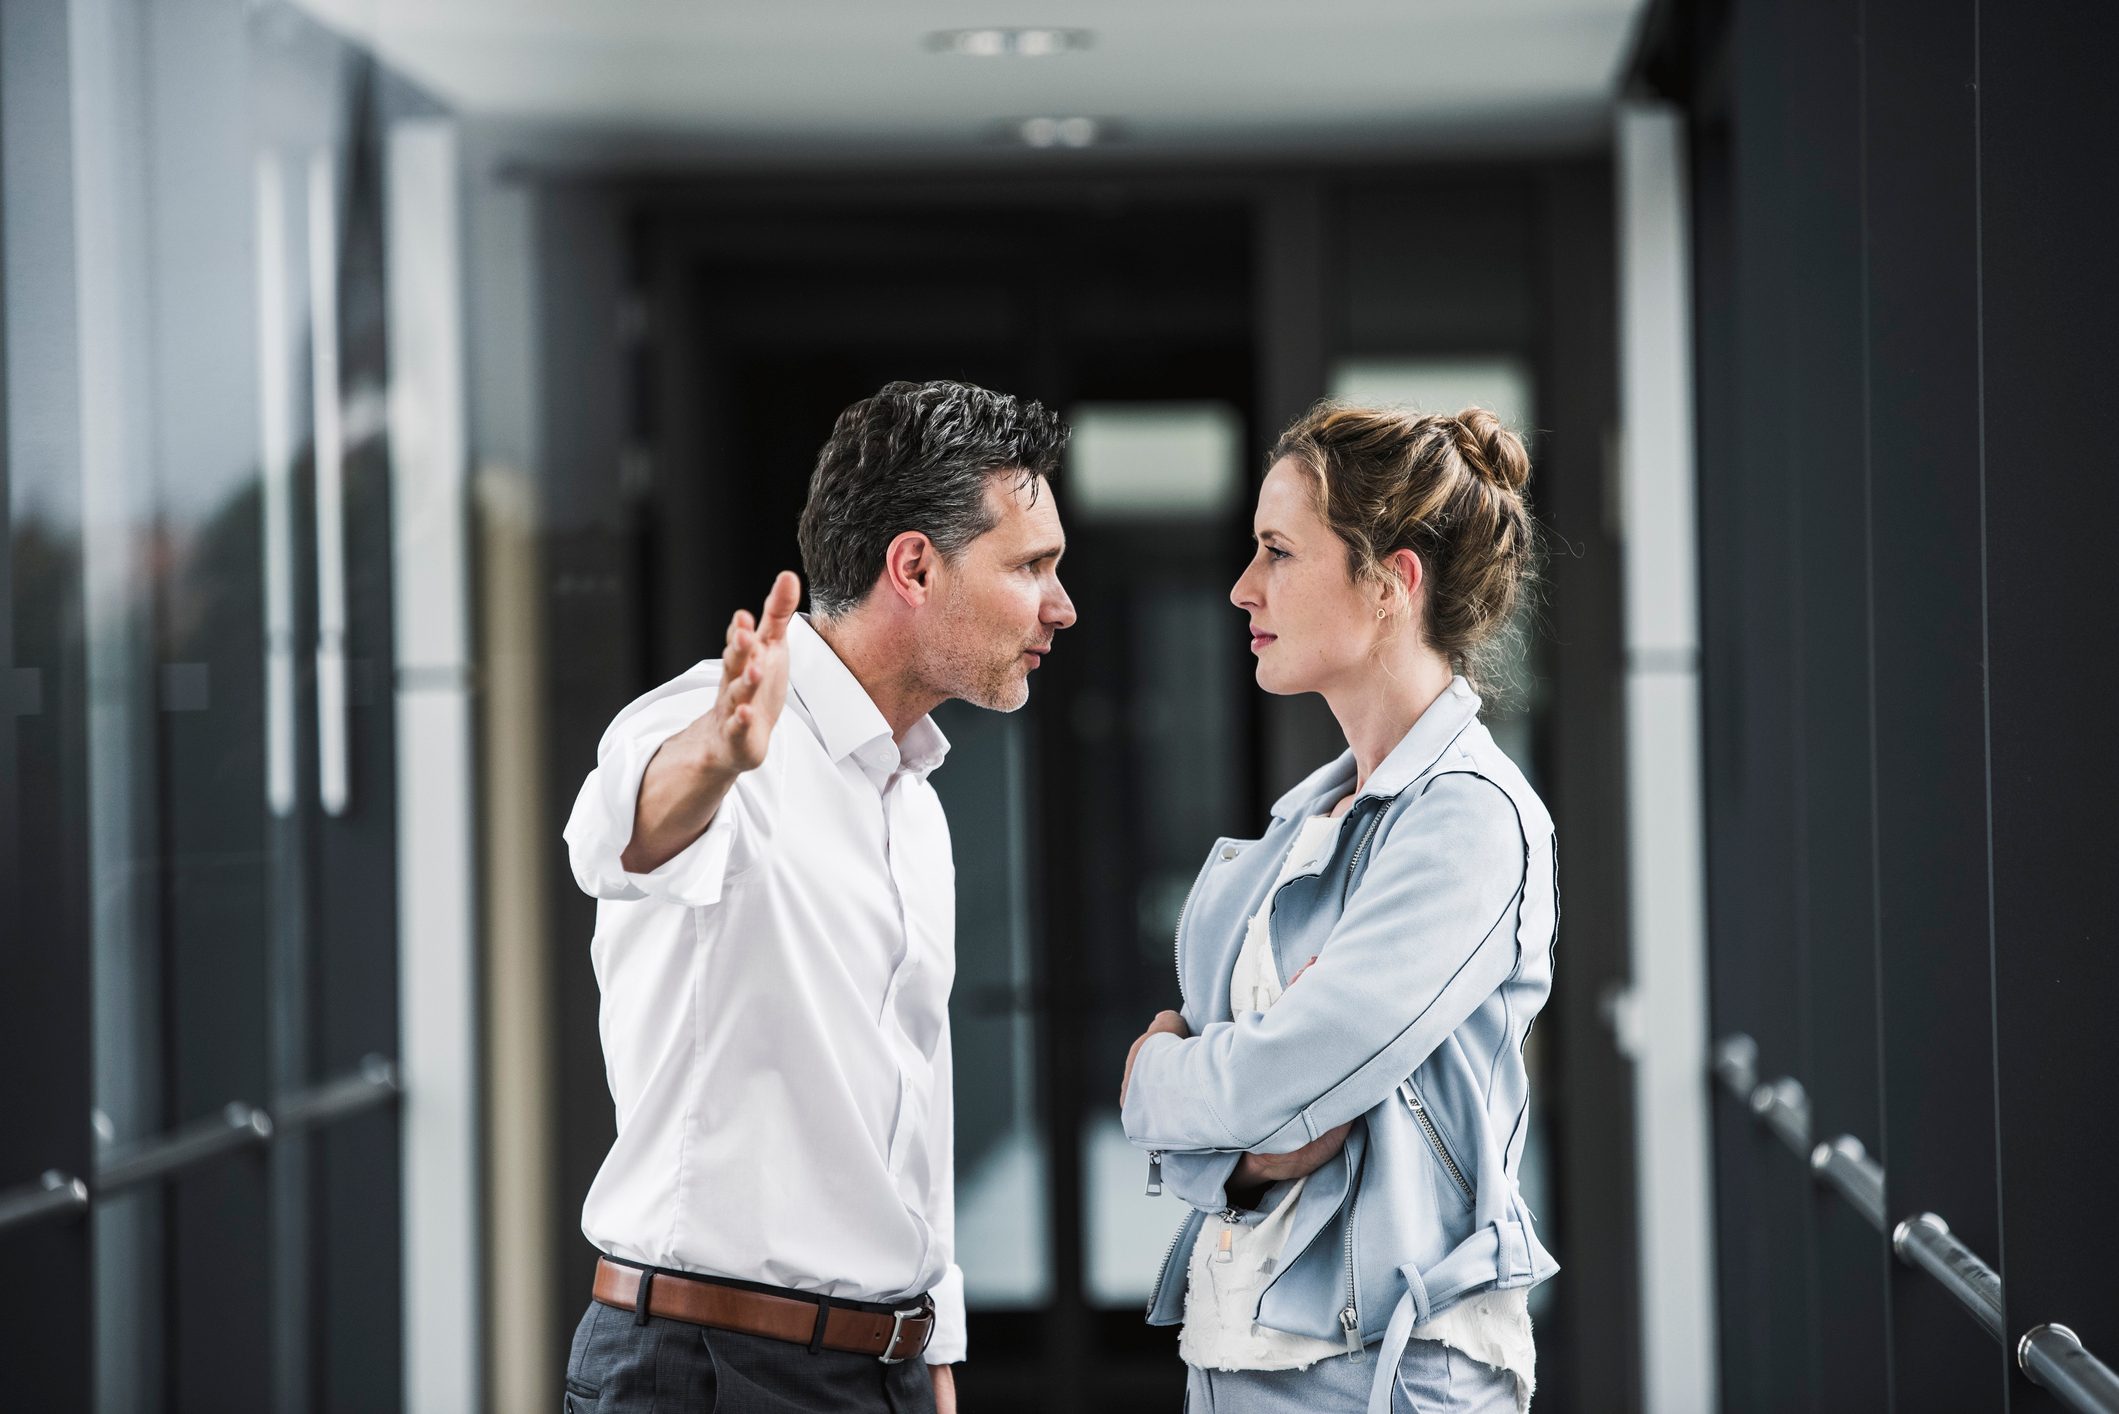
[1119,676,1559,1396]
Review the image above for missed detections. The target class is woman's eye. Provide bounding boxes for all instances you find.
[1266,546,1290,561]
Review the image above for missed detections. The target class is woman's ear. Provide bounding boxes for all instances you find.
[1382,548,1423,612]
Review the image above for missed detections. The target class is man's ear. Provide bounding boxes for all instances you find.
[882,530,938,607]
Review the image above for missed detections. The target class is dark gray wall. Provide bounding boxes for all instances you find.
[1660,0,2119,1407]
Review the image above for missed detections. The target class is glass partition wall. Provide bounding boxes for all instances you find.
[0,4,463,1408]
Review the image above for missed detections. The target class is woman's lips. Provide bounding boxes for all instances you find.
[1249,631,1276,653]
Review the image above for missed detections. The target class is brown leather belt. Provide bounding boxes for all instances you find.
[592,1257,935,1364]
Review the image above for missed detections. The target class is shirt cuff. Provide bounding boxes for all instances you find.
[620,790,741,908]
[923,1262,967,1364]
[564,726,750,907]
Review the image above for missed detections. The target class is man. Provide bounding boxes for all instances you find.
[561,380,1074,1413]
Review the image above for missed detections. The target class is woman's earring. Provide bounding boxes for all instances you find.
[1376,606,1388,620]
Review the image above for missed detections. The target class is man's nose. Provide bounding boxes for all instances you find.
[1047,581,1078,630]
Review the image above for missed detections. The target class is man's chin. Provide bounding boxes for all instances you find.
[965,670,1032,713]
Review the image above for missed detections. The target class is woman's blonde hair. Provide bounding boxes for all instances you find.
[1270,401,1537,694]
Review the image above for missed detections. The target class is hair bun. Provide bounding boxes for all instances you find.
[1451,407,1530,494]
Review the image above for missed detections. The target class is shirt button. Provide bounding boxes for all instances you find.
[1220,845,1239,861]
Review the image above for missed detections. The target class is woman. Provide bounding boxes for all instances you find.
[1119,403,1556,1413]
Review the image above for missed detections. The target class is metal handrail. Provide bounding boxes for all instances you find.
[2021,1325,2119,1412]
[1749,1075,1811,1155]
[273,1054,401,1133]
[1892,1212,2004,1342]
[96,1101,275,1193]
[1712,1031,1759,1098]
[0,1170,90,1235]
[0,1055,401,1231]
[1711,1033,2119,1414]
[1809,1134,1885,1232]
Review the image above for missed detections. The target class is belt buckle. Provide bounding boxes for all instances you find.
[877,1304,927,1365]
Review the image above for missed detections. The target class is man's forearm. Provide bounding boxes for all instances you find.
[619,732,741,875]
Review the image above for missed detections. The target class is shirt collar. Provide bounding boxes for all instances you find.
[787,614,951,780]
[1268,675,1482,821]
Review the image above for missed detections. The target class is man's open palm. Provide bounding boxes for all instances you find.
[704,571,801,774]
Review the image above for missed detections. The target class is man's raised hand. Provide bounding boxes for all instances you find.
[705,571,801,775]
[619,571,801,876]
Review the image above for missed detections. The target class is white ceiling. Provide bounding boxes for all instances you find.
[295,0,1646,161]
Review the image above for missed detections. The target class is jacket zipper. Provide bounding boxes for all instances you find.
[1404,1081,1476,1204]
[1338,1145,1365,1356]
[1145,1213,1194,1318]
[1340,800,1387,906]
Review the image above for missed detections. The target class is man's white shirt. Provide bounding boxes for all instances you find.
[563,614,965,1363]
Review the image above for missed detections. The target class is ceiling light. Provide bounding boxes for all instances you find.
[927,27,1092,58]
[1017,116,1102,149]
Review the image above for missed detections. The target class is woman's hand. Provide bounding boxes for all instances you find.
[1227,1121,1353,1206]
[1121,1010,1189,1105]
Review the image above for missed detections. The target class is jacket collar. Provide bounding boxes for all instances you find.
[787,614,950,779]
[1267,676,1482,822]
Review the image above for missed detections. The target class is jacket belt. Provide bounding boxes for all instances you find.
[592,1257,935,1364]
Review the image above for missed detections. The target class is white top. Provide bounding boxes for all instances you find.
[563,614,965,1364]
[1181,815,1537,1410]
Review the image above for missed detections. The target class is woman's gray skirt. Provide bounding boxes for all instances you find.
[1183,1338,1519,1413]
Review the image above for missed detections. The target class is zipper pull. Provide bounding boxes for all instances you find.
[1145,1151,1164,1197]
[1214,1226,1234,1263]
[1339,1306,1362,1357]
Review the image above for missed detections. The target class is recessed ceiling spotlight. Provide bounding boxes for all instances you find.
[927,27,1092,58]
[1017,116,1102,149]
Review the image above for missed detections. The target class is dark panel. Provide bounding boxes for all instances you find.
[1780,1,1890,1409]
[1341,178,1539,351]
[0,4,95,1402]
[316,1111,403,1414]
[1688,103,1768,1414]
[1703,2,1817,1409]
[1861,0,2009,1407]
[1530,158,1642,1414]
[534,181,645,1384]
[1977,5,2119,1408]
[311,81,403,1413]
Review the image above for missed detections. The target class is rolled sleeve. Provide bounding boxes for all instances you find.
[562,667,770,907]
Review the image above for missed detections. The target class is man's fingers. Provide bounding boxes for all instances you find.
[726,609,755,645]
[756,571,801,643]
[724,627,756,679]
[722,664,762,708]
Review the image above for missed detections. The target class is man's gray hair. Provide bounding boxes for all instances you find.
[797,380,1068,617]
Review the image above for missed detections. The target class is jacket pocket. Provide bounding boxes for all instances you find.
[1399,1080,1476,1208]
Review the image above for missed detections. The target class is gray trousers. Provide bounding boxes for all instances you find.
[564,1299,938,1414]
[1184,1339,1520,1414]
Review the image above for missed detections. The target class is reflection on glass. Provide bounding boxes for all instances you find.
[1066,402,1242,519]
[930,701,1048,1307]
[1083,1113,1185,1306]
[256,150,299,818]
[1065,400,1246,1307]
[1329,355,1534,433]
